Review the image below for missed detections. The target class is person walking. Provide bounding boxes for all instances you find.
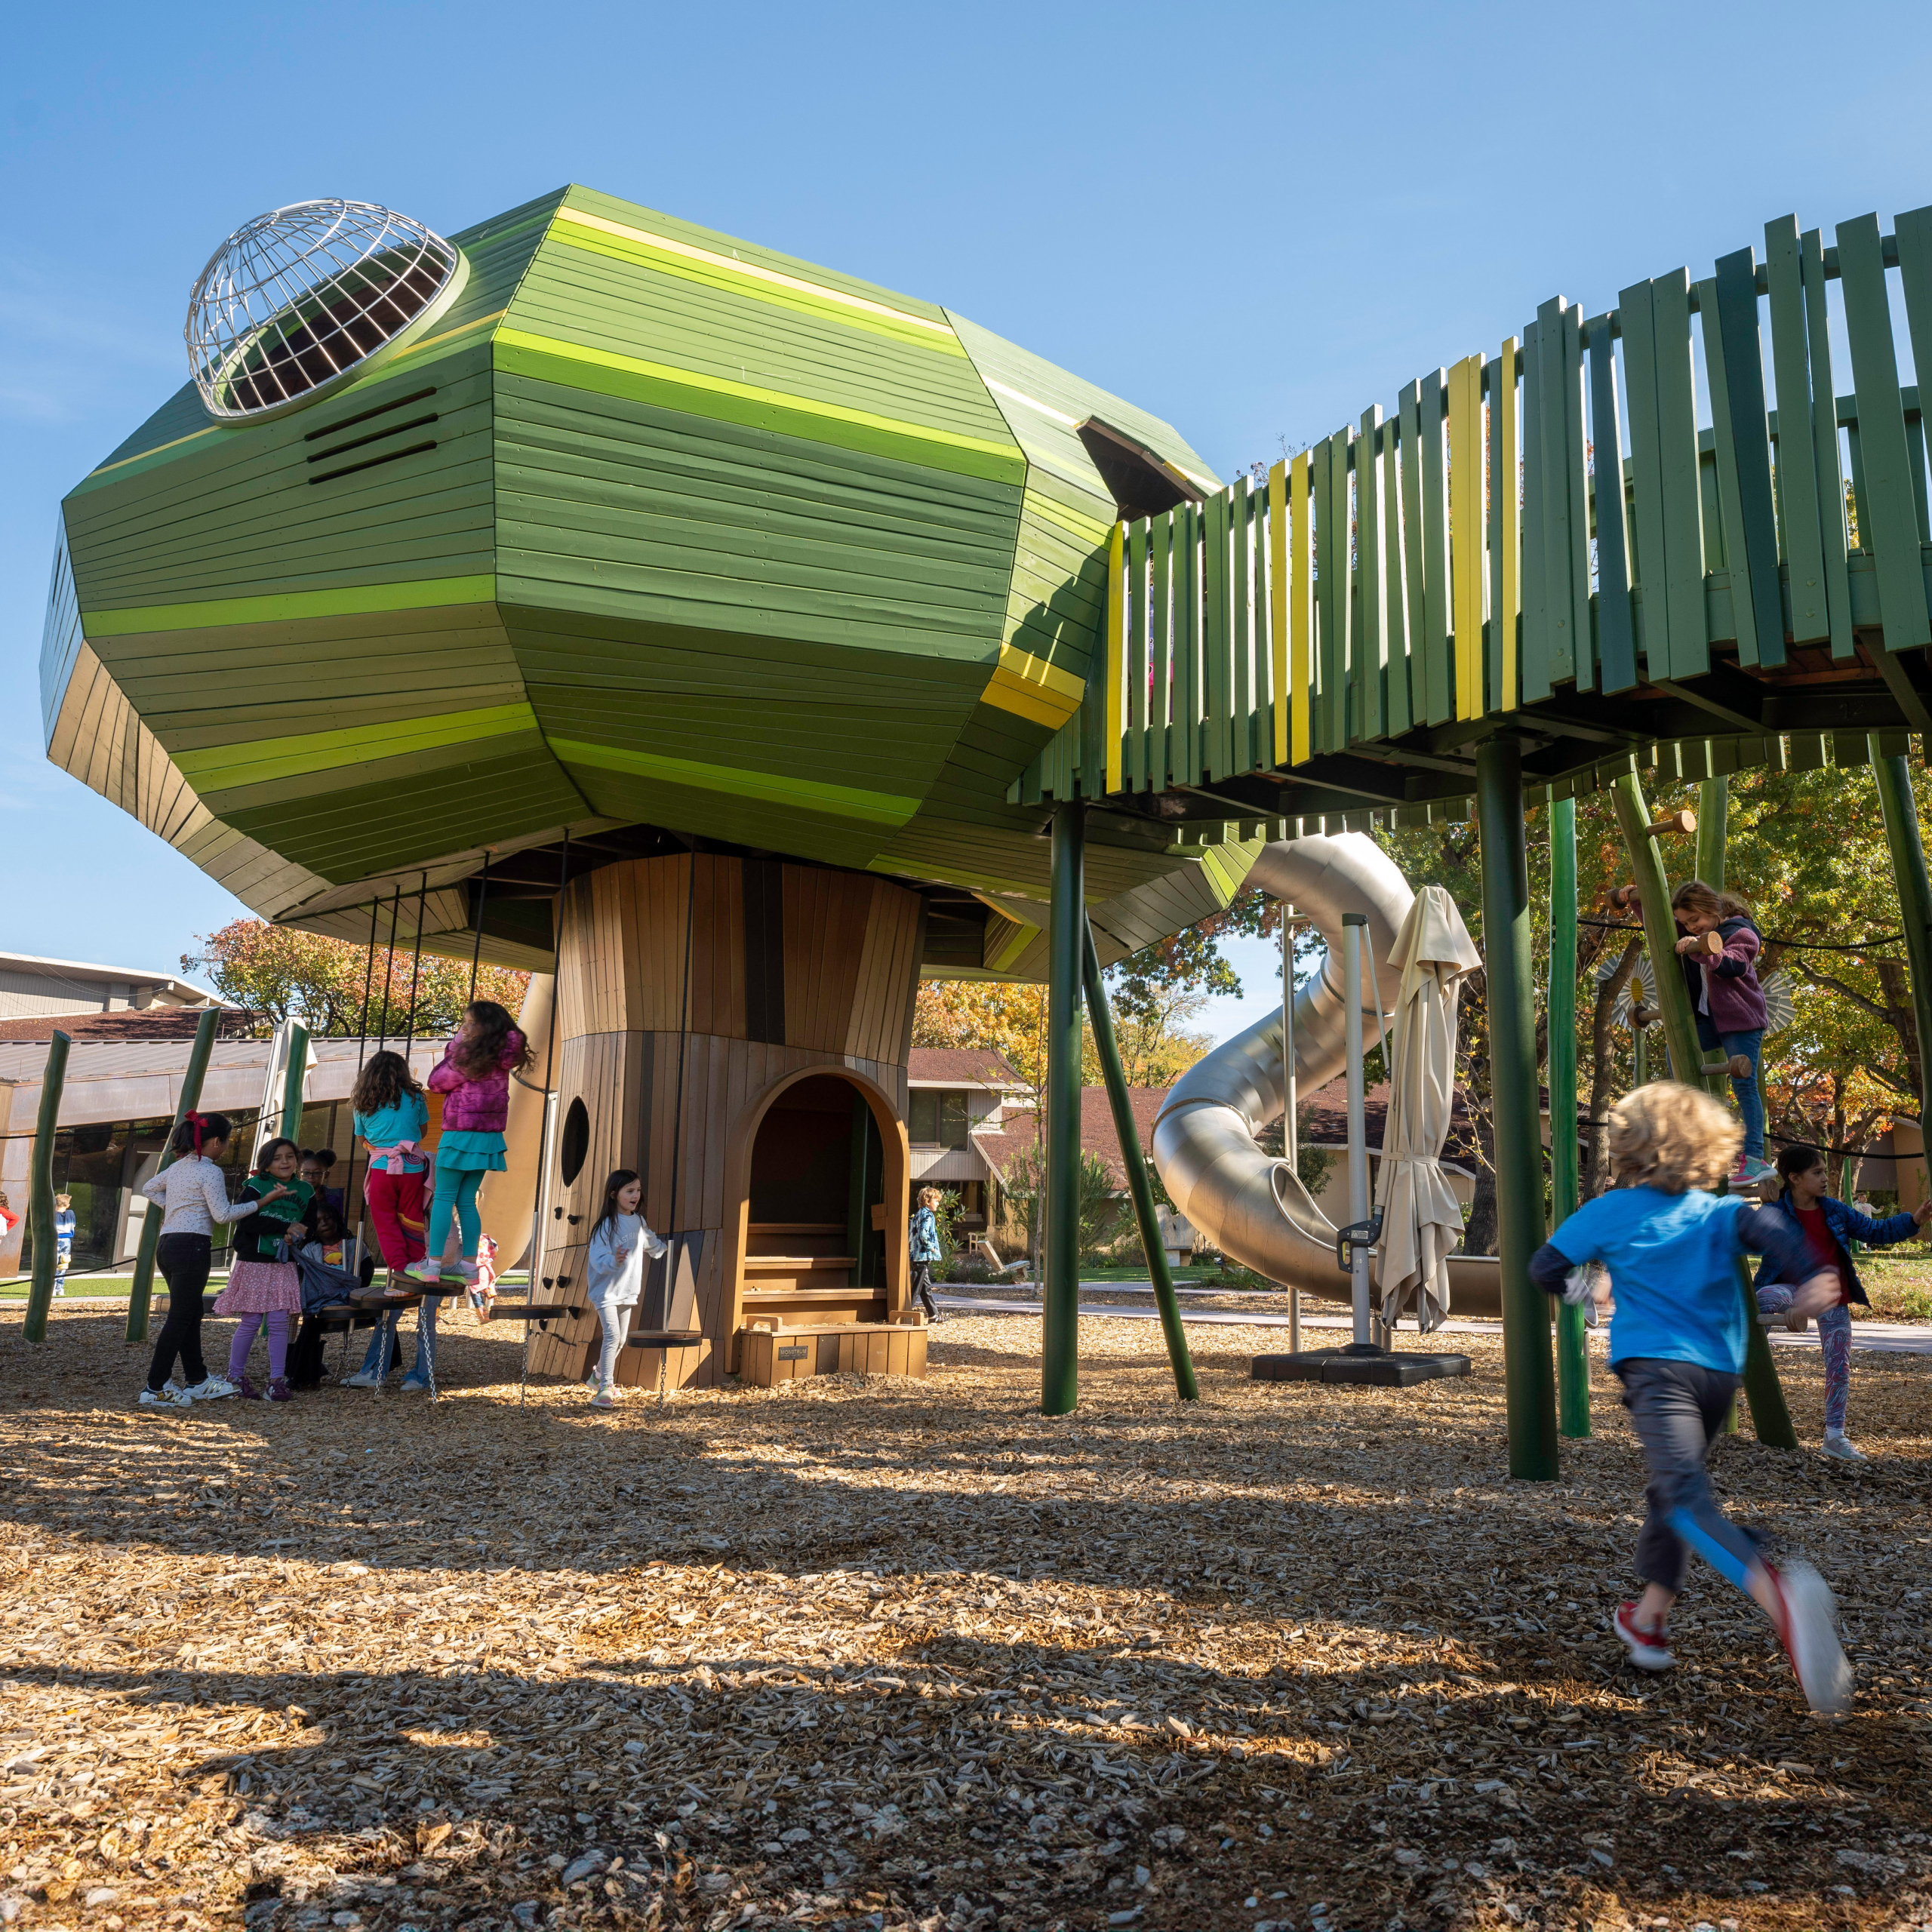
[909,1186,943,1322]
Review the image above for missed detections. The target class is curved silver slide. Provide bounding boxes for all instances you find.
[1149,833,1502,1318]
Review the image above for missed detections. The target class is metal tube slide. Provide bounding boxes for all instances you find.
[1149,833,1501,1316]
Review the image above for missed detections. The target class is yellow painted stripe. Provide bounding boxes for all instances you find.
[389,306,508,365]
[496,327,1021,469]
[983,674,1081,730]
[555,208,955,335]
[1103,521,1126,794]
[1290,450,1313,765]
[996,642,1084,702]
[1267,459,1289,766]
[177,702,537,792]
[552,736,918,828]
[1497,335,1521,712]
[84,574,497,637]
[1447,352,1486,719]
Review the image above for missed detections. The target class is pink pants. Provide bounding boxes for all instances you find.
[229,1310,291,1383]
[363,1167,427,1270]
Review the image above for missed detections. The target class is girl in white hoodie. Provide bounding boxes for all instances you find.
[584,1168,666,1409]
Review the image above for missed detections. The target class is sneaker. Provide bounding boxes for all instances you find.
[137,1386,183,1407]
[235,1374,262,1401]
[590,1390,615,1411]
[1613,1602,1674,1671]
[404,1259,444,1284]
[1740,1155,1776,1183]
[340,1367,383,1389]
[446,1258,480,1282]
[183,1374,238,1401]
[1763,1560,1853,1715]
[1821,1432,1868,1463]
[266,1377,293,1404]
[398,1376,431,1393]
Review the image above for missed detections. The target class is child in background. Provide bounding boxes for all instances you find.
[137,1111,269,1406]
[350,1051,430,1277]
[1754,1143,1931,1461]
[214,1137,313,1401]
[584,1168,666,1409]
[52,1193,75,1297]
[408,1001,529,1287]
[909,1186,943,1321]
[1532,1082,1852,1712]
[1670,879,1771,1183]
[300,1149,346,1222]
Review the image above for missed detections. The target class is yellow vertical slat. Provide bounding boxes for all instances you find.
[1267,458,1289,764]
[1104,520,1125,795]
[1447,352,1486,718]
[1497,335,1521,711]
[1290,449,1313,764]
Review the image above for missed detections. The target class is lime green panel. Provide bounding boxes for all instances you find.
[552,735,918,827]
[176,701,539,790]
[82,574,497,635]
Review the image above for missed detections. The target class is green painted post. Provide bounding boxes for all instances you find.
[1870,745,1932,1201]
[279,1025,310,1146]
[1475,742,1559,1480]
[1611,771,1795,1447]
[22,1032,71,1348]
[1695,777,1728,890]
[1549,799,1590,1437]
[1081,918,1198,1401]
[1042,804,1085,1416]
[126,1005,221,1345]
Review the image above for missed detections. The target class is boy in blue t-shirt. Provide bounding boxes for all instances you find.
[1533,1081,1852,1714]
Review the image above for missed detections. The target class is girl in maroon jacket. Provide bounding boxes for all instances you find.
[1671,879,1771,1182]
[407,1001,531,1284]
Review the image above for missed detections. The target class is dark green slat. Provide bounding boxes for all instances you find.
[1651,271,1709,681]
[1587,316,1637,692]
[1398,381,1428,727]
[1326,426,1354,749]
[1908,411,1931,543]
[1837,214,1932,649]
[1150,509,1172,793]
[1519,316,1550,702]
[1534,298,1579,688]
[1417,371,1451,726]
[1128,516,1150,792]
[1798,230,1856,658]
[1764,217,1830,645]
[1358,406,1385,740]
[1203,485,1229,778]
[1619,277,1670,681]
[1383,416,1413,734]
[1898,210,1932,535]
[1485,360,1506,712]
[1561,303,1595,689]
[1250,481,1271,768]
[1704,257,1783,669]
[1179,502,1201,785]
[1310,435,1334,753]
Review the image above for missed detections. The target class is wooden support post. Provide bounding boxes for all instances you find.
[23,1032,71,1347]
[1549,799,1590,1437]
[1611,771,1795,1447]
[1871,744,1932,1202]
[1042,803,1085,1416]
[1476,741,1558,1479]
[126,1006,221,1345]
[1082,920,1198,1401]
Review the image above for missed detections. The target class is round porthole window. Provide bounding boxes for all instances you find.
[559,1097,590,1186]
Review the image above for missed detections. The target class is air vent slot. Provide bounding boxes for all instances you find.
[309,441,436,485]
[309,412,438,465]
[305,384,436,441]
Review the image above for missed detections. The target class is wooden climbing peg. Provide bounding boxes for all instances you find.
[1697,929,1724,957]
[1631,1001,1656,1029]
[1701,1054,1756,1080]
[1607,883,1641,911]
[1644,809,1697,837]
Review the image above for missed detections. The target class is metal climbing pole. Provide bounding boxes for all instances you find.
[1549,798,1589,1438]
[1041,803,1084,1417]
[1477,741,1559,1479]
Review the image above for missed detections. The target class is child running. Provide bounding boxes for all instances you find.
[1531,1081,1852,1712]
[408,1001,528,1287]
[136,1111,271,1406]
[1753,1143,1932,1461]
[585,1168,666,1409]
[213,1137,313,1401]
[1671,879,1771,1183]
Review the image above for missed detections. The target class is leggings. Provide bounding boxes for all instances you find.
[146,1234,211,1392]
[1757,1287,1853,1432]
[592,1297,630,1393]
[362,1167,426,1270]
[229,1310,292,1383]
[428,1167,483,1261]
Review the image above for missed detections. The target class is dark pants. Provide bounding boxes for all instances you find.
[911,1260,938,1320]
[146,1234,211,1392]
[1618,1357,1762,1596]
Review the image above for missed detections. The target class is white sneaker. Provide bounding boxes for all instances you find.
[339,1368,383,1389]
[404,1258,444,1284]
[1821,1432,1868,1463]
[590,1389,615,1410]
[137,1386,184,1407]
[1765,1560,1854,1715]
[183,1375,238,1401]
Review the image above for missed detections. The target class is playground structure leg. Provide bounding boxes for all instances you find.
[281,1025,309,1146]
[1548,798,1589,1438]
[23,1034,72,1346]
[1611,771,1796,1448]
[1870,743,1932,1199]
[1475,742,1558,1480]
[126,1005,220,1346]
[1041,803,1084,1417]
[1081,918,1198,1401]
[1696,775,1729,889]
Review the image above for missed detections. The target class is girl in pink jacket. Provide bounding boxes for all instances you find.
[407,1001,531,1284]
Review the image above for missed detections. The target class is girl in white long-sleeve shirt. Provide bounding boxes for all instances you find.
[137,1111,285,1407]
[585,1168,666,1410]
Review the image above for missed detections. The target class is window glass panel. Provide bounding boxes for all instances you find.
[909,1091,940,1144]
[939,1091,968,1148]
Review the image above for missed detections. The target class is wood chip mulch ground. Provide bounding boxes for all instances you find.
[2,1306,1929,1932]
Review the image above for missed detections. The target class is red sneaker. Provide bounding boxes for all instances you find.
[1761,1561,1853,1714]
[1614,1603,1674,1670]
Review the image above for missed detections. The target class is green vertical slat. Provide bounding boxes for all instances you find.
[1897,205,1932,546]
[1837,213,1932,649]
[1150,509,1172,793]
[1519,317,1551,700]
[1588,314,1638,691]
[1845,408,1872,552]
[1202,487,1228,778]
[1764,217,1830,645]
[1700,271,1766,670]
[1313,429,1341,751]
[1561,301,1595,689]
[1179,502,1201,784]
[1332,426,1356,749]
[1128,516,1150,792]
[1358,405,1386,740]
[1620,275,1671,681]
[1310,435,1333,755]
[1251,481,1272,768]
[1535,297,1579,688]
[1231,478,1252,773]
[1909,409,1932,544]
[1418,370,1451,725]
[1485,361,1505,712]
[1398,380,1429,724]
[1651,270,1709,681]
[1715,245,1786,666]
[1383,414,1413,734]
[1800,228,1855,658]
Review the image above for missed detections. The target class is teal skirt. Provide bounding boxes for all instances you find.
[435,1129,506,1174]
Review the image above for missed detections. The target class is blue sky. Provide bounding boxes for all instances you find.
[5,1,1930,1033]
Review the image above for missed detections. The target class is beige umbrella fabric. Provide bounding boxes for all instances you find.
[1374,884,1483,1331]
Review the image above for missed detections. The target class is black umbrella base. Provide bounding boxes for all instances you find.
[1251,1342,1472,1388]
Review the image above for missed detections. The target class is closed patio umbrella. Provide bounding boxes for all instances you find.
[1374,884,1483,1331]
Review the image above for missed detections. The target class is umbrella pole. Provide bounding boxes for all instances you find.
[1283,907,1300,1355]
[1343,914,1372,1346]
[1550,798,1590,1438]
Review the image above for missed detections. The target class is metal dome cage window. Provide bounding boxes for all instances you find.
[186,200,467,420]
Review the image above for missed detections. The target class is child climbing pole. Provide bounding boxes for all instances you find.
[1669,880,1772,1183]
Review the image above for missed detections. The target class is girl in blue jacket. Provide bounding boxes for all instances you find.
[1755,1143,1932,1461]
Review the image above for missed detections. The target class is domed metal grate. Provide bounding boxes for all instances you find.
[186,200,462,420]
